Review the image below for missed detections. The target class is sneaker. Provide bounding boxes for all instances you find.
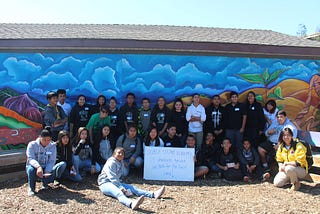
[41,184,49,190]
[262,172,271,182]
[243,176,250,182]
[53,180,60,186]
[27,189,35,197]
[131,196,144,210]
[291,181,301,191]
[154,186,165,199]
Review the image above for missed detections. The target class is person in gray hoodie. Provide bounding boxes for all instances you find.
[26,127,61,196]
[116,125,143,176]
[97,147,165,210]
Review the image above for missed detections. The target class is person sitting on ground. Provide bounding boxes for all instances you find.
[238,138,269,182]
[162,123,182,147]
[97,147,165,210]
[185,134,209,178]
[116,125,143,176]
[26,127,58,196]
[273,128,308,191]
[216,137,244,181]
[258,110,297,172]
[72,127,101,178]
[55,130,82,183]
[93,124,114,167]
[201,132,222,176]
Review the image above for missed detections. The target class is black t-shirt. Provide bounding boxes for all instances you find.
[69,104,91,133]
[162,134,182,147]
[169,111,188,135]
[151,106,171,132]
[205,105,225,133]
[224,102,247,130]
[246,101,266,130]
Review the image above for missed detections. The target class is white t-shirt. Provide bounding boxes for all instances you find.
[186,103,206,132]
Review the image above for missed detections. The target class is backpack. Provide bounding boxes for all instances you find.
[293,138,313,170]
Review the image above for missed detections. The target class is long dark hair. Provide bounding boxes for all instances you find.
[74,127,89,145]
[278,127,295,148]
[264,99,277,114]
[94,124,114,149]
[144,126,161,146]
[172,98,185,113]
[56,130,72,149]
[246,91,257,106]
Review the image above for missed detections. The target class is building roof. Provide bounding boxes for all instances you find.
[0,23,319,58]
[1,23,320,47]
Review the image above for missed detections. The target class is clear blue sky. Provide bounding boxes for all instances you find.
[0,0,319,36]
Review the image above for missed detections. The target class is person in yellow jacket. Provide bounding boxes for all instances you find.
[273,127,307,191]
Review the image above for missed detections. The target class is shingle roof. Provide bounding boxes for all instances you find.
[1,23,320,48]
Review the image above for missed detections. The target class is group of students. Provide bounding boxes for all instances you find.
[26,89,311,209]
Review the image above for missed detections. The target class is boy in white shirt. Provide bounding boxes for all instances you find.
[186,93,206,149]
[57,89,72,131]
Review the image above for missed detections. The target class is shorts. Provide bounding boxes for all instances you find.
[259,141,276,153]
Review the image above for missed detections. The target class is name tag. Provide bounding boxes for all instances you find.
[251,106,255,110]
[143,113,149,117]
[85,107,89,111]
[166,142,171,146]
[111,115,117,119]
[212,112,217,115]
[46,151,52,155]
[235,108,240,111]
[85,145,90,148]
[227,162,235,168]
[130,144,136,148]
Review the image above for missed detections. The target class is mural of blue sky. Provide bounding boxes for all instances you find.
[0,53,319,105]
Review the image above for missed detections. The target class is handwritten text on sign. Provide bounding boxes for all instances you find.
[143,147,195,181]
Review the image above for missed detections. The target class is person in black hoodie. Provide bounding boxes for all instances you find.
[69,95,91,140]
[55,130,82,183]
[108,97,121,144]
[244,91,266,149]
[119,93,139,134]
[201,132,222,175]
[90,94,107,117]
[204,95,225,144]
[169,98,188,145]
[151,96,171,137]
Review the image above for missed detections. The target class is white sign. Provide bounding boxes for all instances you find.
[143,147,195,181]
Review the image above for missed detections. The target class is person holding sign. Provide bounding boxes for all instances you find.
[185,134,209,178]
[98,147,166,210]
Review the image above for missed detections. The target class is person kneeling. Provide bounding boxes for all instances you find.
[273,128,308,191]
[98,147,165,210]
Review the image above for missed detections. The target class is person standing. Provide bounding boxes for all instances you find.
[151,96,171,138]
[69,95,91,140]
[224,91,247,150]
[138,97,152,139]
[108,97,120,144]
[119,93,139,134]
[57,89,72,131]
[186,93,206,149]
[244,91,266,149]
[43,91,67,141]
[205,95,225,144]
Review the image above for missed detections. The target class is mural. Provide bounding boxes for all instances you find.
[0,53,319,150]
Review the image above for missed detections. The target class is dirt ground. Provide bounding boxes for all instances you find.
[1,166,320,214]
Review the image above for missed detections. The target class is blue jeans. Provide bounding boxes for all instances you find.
[122,156,143,177]
[73,155,101,177]
[225,129,243,150]
[208,162,222,173]
[26,165,56,191]
[56,161,82,182]
[52,161,67,179]
[99,182,154,208]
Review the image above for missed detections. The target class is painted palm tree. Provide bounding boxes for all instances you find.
[237,68,289,102]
